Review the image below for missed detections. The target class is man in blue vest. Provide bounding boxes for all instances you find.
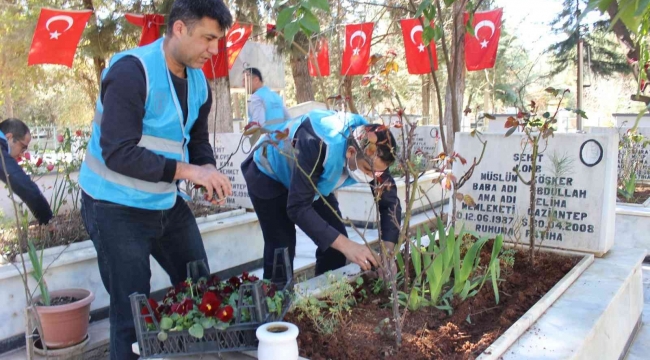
[241,110,401,278]
[0,118,52,225]
[243,67,291,126]
[78,1,233,358]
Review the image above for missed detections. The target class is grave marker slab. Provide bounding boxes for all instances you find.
[453,132,617,255]
[389,125,441,168]
[211,133,253,209]
[589,126,650,181]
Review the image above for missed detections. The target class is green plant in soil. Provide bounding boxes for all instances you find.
[396,218,504,312]
[617,130,648,202]
[27,238,50,306]
[294,273,359,335]
[505,87,580,266]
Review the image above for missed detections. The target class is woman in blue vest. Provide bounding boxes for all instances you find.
[78,1,233,359]
[241,110,401,278]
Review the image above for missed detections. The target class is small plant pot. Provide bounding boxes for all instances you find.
[256,322,299,360]
[33,288,94,349]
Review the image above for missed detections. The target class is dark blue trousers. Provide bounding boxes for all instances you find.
[249,190,348,279]
[81,191,208,360]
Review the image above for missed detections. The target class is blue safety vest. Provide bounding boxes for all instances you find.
[79,38,208,210]
[248,86,286,125]
[253,110,368,199]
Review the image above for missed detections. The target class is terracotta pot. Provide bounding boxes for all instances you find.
[34,288,94,349]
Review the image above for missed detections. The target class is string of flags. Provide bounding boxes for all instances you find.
[27,7,503,76]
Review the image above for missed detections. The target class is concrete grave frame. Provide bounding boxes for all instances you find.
[293,244,645,360]
[0,208,263,343]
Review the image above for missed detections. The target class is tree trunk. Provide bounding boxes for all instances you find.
[4,89,13,118]
[343,75,359,114]
[290,53,315,104]
[208,78,233,133]
[82,0,106,89]
[606,1,650,81]
[422,76,430,124]
[443,0,468,152]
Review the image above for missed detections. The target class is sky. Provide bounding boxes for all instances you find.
[494,0,566,55]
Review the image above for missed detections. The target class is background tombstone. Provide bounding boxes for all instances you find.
[453,132,618,255]
[389,124,441,170]
[210,133,253,209]
[589,123,650,182]
[230,42,285,90]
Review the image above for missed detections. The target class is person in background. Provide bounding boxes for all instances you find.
[242,110,401,279]
[0,118,52,225]
[243,67,291,126]
[77,0,233,358]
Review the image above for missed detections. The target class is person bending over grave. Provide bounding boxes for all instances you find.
[77,1,233,359]
[241,110,401,279]
[243,67,291,126]
[0,118,52,225]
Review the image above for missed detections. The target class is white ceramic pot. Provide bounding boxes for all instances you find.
[256,322,299,360]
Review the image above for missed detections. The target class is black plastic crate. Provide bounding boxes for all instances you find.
[130,248,293,358]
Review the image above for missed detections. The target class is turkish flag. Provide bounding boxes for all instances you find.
[464,8,502,71]
[308,38,330,77]
[28,8,93,67]
[226,23,252,70]
[202,37,228,79]
[400,18,438,74]
[125,13,165,47]
[341,23,374,76]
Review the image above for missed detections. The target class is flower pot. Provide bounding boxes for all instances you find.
[34,288,94,349]
[256,322,299,360]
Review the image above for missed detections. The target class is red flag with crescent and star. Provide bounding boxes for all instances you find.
[125,13,165,47]
[464,8,502,71]
[400,18,438,75]
[202,22,252,79]
[308,37,330,77]
[341,22,374,76]
[28,8,93,67]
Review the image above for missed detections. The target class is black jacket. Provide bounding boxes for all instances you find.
[0,138,52,224]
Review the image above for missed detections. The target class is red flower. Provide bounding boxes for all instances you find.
[24,152,31,161]
[241,271,250,282]
[216,305,234,323]
[56,134,64,143]
[46,164,54,172]
[35,158,43,167]
[16,156,22,163]
[228,276,242,289]
[206,275,221,287]
[248,274,259,282]
[75,129,82,137]
[141,298,160,324]
[221,285,234,296]
[262,283,277,298]
[171,298,194,315]
[198,292,222,316]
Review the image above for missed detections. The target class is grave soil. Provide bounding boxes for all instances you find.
[0,202,236,261]
[287,245,580,360]
[617,183,650,204]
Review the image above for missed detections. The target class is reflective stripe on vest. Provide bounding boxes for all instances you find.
[84,152,176,194]
[93,110,184,156]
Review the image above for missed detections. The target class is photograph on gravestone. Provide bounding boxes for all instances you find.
[453,132,618,255]
[211,133,253,209]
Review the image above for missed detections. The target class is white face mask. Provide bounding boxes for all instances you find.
[347,156,372,183]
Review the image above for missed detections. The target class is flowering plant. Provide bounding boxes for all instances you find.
[142,271,287,340]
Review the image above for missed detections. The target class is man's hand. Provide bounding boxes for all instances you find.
[331,234,379,271]
[176,163,232,203]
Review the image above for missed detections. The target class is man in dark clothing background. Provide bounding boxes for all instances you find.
[0,118,52,225]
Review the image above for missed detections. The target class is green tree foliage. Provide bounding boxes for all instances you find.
[546,0,630,78]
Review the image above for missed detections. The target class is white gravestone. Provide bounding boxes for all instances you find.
[211,133,254,209]
[589,126,650,181]
[390,125,441,168]
[453,132,618,256]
